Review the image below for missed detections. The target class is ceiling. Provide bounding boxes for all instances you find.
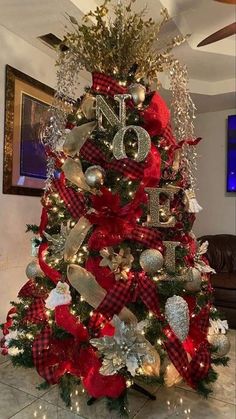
[0,0,235,113]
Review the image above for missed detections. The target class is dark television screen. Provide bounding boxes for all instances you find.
[227,115,236,192]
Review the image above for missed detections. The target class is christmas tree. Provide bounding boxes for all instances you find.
[1,1,230,416]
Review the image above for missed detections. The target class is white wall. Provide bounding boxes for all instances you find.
[0,24,87,324]
[194,108,236,237]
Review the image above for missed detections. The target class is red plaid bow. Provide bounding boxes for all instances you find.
[89,272,161,331]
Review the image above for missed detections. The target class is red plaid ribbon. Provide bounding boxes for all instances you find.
[18,279,48,299]
[127,225,162,249]
[162,122,176,146]
[164,328,193,385]
[189,342,210,383]
[89,272,161,331]
[53,174,85,220]
[189,305,210,344]
[23,298,47,324]
[18,279,37,298]
[32,327,55,383]
[164,303,211,389]
[92,72,126,96]
[80,140,145,179]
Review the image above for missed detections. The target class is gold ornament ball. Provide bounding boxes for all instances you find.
[140,249,164,274]
[208,334,230,357]
[185,268,202,291]
[128,83,146,107]
[25,260,43,279]
[159,209,169,223]
[85,165,105,188]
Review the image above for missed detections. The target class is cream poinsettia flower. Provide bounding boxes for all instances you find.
[99,247,134,281]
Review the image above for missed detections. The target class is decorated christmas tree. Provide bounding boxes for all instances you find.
[1,1,231,416]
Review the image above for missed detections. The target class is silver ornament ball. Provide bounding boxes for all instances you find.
[85,165,105,188]
[25,260,43,279]
[208,334,231,357]
[185,268,202,292]
[140,249,164,274]
[128,83,146,107]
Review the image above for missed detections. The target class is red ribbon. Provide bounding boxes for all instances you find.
[140,92,170,137]
[38,243,61,284]
[1,307,17,337]
[39,207,48,236]
[55,305,89,342]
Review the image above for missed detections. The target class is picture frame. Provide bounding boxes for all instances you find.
[3,65,55,196]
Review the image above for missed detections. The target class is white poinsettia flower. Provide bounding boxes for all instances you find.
[45,281,71,310]
[194,240,215,273]
[4,330,24,356]
[198,240,209,255]
[208,319,229,336]
[194,260,216,274]
[90,315,154,377]
[4,330,19,346]
[8,346,24,356]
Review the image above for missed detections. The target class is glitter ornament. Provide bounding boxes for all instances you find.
[85,165,105,188]
[184,268,202,292]
[128,83,146,108]
[208,334,230,358]
[25,260,44,279]
[165,295,189,342]
[90,316,156,376]
[139,249,164,274]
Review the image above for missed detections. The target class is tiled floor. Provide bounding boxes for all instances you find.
[0,331,235,419]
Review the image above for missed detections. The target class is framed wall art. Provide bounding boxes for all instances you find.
[3,65,55,196]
